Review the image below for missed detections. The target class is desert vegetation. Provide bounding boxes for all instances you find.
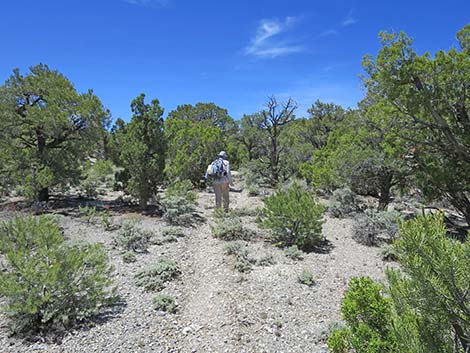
[0,24,469,353]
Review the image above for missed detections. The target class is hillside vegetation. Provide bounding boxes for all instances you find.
[0,26,469,352]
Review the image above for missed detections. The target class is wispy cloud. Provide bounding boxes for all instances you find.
[245,17,303,59]
[320,29,338,37]
[122,0,170,8]
[342,10,358,26]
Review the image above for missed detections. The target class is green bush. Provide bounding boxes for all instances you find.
[212,216,256,241]
[162,226,185,238]
[223,241,246,256]
[233,257,254,273]
[79,205,98,224]
[328,188,365,218]
[256,254,276,267]
[284,245,304,260]
[135,259,180,291]
[80,160,115,198]
[223,242,255,273]
[161,180,199,226]
[298,269,316,287]
[327,277,396,353]
[213,207,260,219]
[381,245,398,262]
[122,251,137,263]
[114,221,152,253]
[352,210,402,246]
[329,214,470,352]
[0,216,114,333]
[99,210,114,231]
[153,295,177,313]
[260,182,325,250]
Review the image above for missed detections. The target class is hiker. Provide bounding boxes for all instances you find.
[206,151,233,210]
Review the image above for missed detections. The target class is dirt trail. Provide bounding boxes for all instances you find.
[175,190,245,352]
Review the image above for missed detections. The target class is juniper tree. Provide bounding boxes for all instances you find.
[119,93,165,207]
[164,103,231,185]
[362,25,470,224]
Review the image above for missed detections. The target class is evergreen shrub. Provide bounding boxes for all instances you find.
[0,216,114,333]
[260,182,324,250]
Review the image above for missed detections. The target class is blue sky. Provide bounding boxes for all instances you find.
[1,0,470,121]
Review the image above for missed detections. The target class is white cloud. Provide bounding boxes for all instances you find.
[123,0,170,8]
[342,10,358,26]
[245,17,303,59]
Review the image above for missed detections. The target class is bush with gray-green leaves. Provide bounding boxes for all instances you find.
[161,180,199,226]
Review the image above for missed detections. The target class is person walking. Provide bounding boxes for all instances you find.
[206,151,233,210]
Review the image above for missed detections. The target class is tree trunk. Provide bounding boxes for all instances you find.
[270,133,279,186]
[449,191,470,227]
[38,187,49,202]
[377,173,393,212]
[36,128,49,202]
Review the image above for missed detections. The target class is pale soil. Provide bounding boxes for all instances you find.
[0,184,394,353]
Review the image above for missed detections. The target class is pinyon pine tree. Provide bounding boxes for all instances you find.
[0,64,108,201]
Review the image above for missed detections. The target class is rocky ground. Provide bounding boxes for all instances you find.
[0,183,394,353]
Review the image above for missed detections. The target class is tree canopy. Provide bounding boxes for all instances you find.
[0,64,108,201]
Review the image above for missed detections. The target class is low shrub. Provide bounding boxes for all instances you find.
[352,210,402,246]
[223,241,246,256]
[114,221,152,253]
[284,245,304,260]
[161,180,199,226]
[80,160,115,198]
[211,216,256,241]
[256,254,276,267]
[327,188,364,218]
[260,182,325,250]
[381,245,399,261]
[99,210,114,231]
[122,251,137,263]
[298,269,316,287]
[234,257,254,273]
[248,185,260,197]
[327,276,396,353]
[223,241,255,273]
[135,259,180,291]
[213,207,261,219]
[162,226,185,238]
[0,216,114,333]
[79,205,98,224]
[330,214,470,352]
[153,295,177,313]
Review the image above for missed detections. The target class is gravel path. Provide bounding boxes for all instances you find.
[0,187,393,353]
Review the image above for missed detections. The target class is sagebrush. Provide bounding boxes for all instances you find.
[114,221,152,253]
[161,180,199,226]
[135,259,180,291]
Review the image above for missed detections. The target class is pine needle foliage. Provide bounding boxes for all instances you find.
[0,216,114,333]
[328,213,470,353]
